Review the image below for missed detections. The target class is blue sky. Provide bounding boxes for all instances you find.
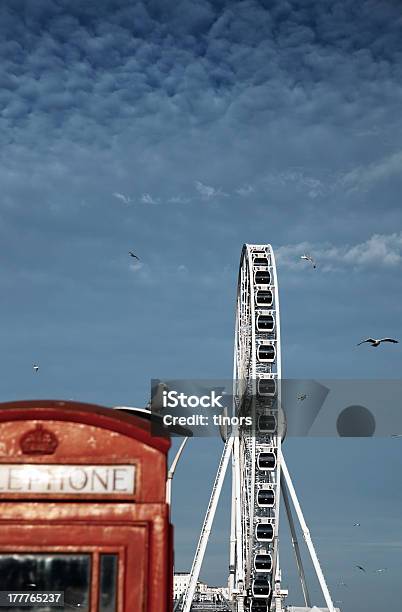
[1,1,402,610]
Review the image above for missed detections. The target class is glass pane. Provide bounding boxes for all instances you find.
[0,553,91,612]
[99,554,118,612]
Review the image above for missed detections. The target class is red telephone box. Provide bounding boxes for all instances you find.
[0,400,172,612]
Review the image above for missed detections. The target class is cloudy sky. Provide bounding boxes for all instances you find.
[1,1,402,610]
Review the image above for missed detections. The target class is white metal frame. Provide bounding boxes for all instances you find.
[230,245,282,612]
[179,244,339,612]
[280,450,336,612]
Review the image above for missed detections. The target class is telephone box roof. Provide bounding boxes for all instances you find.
[0,399,171,454]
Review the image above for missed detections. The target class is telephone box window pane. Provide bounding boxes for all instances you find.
[0,553,91,611]
[99,554,118,612]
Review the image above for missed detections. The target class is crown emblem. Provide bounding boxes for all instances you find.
[20,424,59,455]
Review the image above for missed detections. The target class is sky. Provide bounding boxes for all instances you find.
[1,1,402,610]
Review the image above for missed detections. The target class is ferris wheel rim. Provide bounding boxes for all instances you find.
[231,243,282,611]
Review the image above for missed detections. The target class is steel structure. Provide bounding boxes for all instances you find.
[180,244,339,612]
[230,244,282,612]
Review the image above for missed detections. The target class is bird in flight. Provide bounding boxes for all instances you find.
[356,565,366,573]
[297,393,307,401]
[300,253,316,268]
[353,522,361,527]
[129,251,140,260]
[375,568,387,573]
[33,364,39,373]
[357,337,398,347]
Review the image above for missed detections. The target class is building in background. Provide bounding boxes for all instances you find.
[174,573,228,603]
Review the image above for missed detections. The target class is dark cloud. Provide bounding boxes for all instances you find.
[1,0,402,149]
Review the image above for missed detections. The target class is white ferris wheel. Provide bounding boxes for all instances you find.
[180,244,339,612]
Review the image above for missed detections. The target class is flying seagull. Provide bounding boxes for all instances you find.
[33,364,39,373]
[375,568,387,573]
[297,393,307,401]
[300,253,316,268]
[356,565,366,573]
[357,337,398,347]
[129,251,140,260]
[353,522,361,527]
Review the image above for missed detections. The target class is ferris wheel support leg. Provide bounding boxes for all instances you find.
[280,474,312,608]
[229,449,237,597]
[181,437,234,612]
[279,450,336,612]
[233,435,244,589]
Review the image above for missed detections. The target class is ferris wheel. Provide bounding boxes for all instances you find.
[230,244,282,611]
[180,244,339,612]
